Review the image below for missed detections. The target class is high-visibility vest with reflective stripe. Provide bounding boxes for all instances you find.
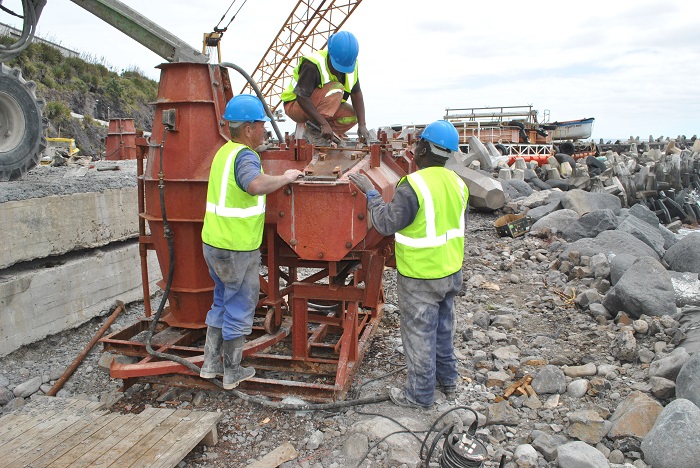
[280,50,359,102]
[394,167,469,279]
[202,141,265,251]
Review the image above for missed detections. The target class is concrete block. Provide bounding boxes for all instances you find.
[0,188,138,269]
[0,242,159,357]
[445,154,506,211]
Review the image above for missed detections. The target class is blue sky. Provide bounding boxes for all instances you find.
[4,0,699,141]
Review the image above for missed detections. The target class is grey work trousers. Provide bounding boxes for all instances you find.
[397,270,462,406]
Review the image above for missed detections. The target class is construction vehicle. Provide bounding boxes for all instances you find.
[1,0,415,402]
[41,137,80,164]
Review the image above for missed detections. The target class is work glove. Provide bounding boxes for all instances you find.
[348,173,375,194]
[357,125,370,143]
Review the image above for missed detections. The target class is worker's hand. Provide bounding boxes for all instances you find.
[349,173,375,194]
[284,169,304,182]
[320,122,334,140]
[357,125,370,143]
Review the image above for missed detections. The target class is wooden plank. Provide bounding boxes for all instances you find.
[137,411,222,468]
[15,412,120,468]
[200,420,219,447]
[4,410,107,468]
[51,407,165,467]
[0,413,37,439]
[0,410,64,449]
[103,409,199,467]
[76,408,179,467]
[0,398,103,445]
[245,442,299,468]
[0,412,83,461]
[50,413,152,467]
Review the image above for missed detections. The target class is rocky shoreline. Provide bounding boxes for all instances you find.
[1,139,700,467]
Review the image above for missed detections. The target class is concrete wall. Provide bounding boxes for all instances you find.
[0,242,160,357]
[0,187,139,269]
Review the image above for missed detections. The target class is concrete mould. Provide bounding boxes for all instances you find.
[446,154,506,211]
[0,243,159,357]
[0,187,139,270]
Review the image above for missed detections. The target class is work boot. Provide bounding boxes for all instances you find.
[389,387,432,410]
[199,326,224,379]
[222,336,255,390]
[442,386,457,403]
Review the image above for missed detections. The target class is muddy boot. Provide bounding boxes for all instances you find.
[200,326,224,378]
[222,336,255,390]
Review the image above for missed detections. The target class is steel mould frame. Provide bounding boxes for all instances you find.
[100,62,415,401]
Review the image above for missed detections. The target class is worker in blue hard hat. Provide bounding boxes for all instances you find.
[200,94,303,390]
[349,120,469,409]
[281,30,370,145]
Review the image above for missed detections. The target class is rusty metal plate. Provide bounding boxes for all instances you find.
[302,148,365,179]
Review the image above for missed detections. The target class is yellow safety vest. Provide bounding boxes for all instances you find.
[394,167,468,279]
[202,141,265,251]
[280,50,359,102]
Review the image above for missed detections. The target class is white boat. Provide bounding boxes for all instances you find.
[551,118,595,140]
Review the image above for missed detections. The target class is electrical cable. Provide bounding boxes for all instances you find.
[142,128,224,386]
[141,119,390,410]
[0,0,42,62]
[420,406,488,468]
[0,4,24,18]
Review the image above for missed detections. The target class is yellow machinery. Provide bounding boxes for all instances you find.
[41,137,80,164]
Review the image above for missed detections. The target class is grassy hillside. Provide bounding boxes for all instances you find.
[2,37,158,157]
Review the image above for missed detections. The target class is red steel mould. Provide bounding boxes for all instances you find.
[101,62,416,401]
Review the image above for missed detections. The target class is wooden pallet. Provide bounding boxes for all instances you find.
[0,396,221,467]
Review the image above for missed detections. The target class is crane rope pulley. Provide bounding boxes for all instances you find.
[202,0,248,63]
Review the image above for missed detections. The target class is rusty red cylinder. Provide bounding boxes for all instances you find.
[142,63,232,328]
[105,118,137,160]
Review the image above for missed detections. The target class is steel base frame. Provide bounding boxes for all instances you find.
[101,232,389,402]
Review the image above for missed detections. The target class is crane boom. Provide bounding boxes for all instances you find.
[242,0,363,113]
[69,0,209,63]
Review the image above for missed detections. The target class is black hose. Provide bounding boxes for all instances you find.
[231,390,389,411]
[143,128,218,382]
[219,61,284,143]
[0,0,44,62]
[420,406,483,467]
[141,124,389,411]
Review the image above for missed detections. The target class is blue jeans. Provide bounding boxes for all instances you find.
[202,243,260,341]
[398,270,462,406]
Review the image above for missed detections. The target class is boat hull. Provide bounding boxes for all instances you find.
[552,118,594,140]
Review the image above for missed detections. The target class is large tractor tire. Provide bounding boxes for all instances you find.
[0,63,47,181]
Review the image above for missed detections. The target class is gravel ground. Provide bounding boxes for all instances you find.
[0,209,695,467]
[0,159,138,203]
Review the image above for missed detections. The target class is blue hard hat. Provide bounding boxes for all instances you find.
[223,94,271,122]
[419,120,459,153]
[327,31,359,74]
